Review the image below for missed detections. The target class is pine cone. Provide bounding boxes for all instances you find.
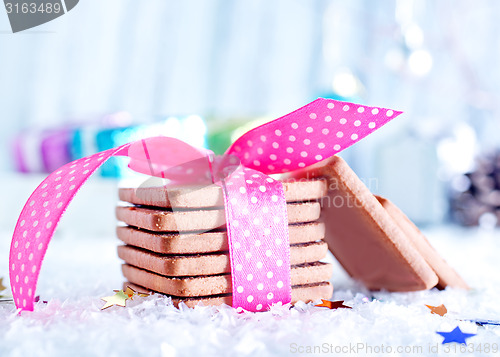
[450,151,500,227]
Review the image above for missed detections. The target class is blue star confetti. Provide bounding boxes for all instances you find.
[436,326,476,345]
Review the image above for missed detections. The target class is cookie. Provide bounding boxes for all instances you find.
[118,178,327,209]
[121,262,332,297]
[291,156,439,291]
[116,222,325,254]
[116,201,321,232]
[117,240,328,277]
[376,196,468,289]
[123,281,333,307]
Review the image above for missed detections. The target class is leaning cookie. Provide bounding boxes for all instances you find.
[291,156,440,291]
[376,196,468,289]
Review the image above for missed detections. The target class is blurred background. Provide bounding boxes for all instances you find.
[1,0,500,236]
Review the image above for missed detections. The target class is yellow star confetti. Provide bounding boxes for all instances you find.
[117,286,150,299]
[0,278,6,293]
[315,299,352,309]
[0,278,11,303]
[122,286,136,298]
[101,286,150,309]
[101,290,130,310]
[426,304,447,316]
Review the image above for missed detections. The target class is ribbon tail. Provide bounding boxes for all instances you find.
[220,166,291,311]
[9,144,130,311]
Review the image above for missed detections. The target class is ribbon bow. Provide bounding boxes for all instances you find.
[9,98,401,312]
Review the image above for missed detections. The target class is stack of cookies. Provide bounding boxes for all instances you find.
[115,178,334,307]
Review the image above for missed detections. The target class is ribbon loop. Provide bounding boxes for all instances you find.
[226,98,401,174]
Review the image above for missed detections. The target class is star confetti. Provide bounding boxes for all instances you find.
[101,290,131,310]
[101,286,149,310]
[426,304,447,316]
[120,286,149,299]
[34,296,48,304]
[315,299,352,309]
[0,278,12,303]
[0,278,7,293]
[436,326,476,345]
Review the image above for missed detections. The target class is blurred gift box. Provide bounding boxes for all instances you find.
[12,113,207,178]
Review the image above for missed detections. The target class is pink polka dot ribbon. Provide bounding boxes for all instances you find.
[9,98,401,312]
[222,167,290,311]
[226,98,401,173]
[9,145,130,311]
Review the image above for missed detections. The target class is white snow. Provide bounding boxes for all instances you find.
[1,226,500,356]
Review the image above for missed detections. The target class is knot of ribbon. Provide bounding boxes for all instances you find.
[9,98,401,312]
